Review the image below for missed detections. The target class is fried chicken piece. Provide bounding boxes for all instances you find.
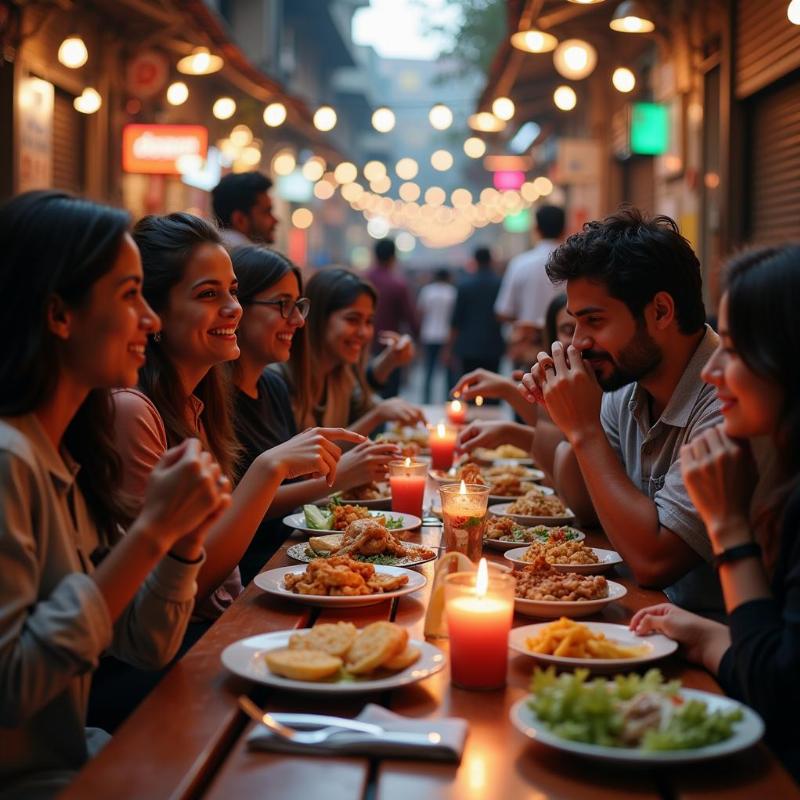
[458,462,486,485]
[332,503,370,530]
[366,572,409,592]
[336,518,408,557]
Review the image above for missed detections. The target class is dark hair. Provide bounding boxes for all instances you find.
[474,247,492,268]
[0,190,131,538]
[536,205,565,239]
[288,268,376,425]
[544,293,568,348]
[211,172,273,227]
[231,244,310,403]
[546,206,705,334]
[374,238,395,264]
[434,268,451,283]
[132,212,239,480]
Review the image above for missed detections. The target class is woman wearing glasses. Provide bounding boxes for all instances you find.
[230,247,399,581]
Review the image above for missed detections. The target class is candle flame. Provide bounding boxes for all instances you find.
[404,456,411,467]
[459,479,467,494]
[450,399,462,412]
[475,395,484,407]
[437,422,446,437]
[476,558,488,598]
[453,390,461,399]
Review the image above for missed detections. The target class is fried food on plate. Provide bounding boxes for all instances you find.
[289,621,357,657]
[345,621,408,674]
[526,617,648,659]
[515,556,608,602]
[507,491,567,517]
[522,539,599,566]
[283,557,409,596]
[265,648,343,680]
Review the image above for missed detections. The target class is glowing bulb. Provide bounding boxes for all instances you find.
[314,180,335,200]
[370,175,391,194]
[789,0,800,23]
[73,87,101,114]
[431,149,453,171]
[177,47,223,75]
[395,157,419,180]
[475,558,488,598]
[240,146,262,167]
[213,97,236,120]
[450,399,462,413]
[399,182,420,202]
[302,157,325,182]
[429,103,453,130]
[58,36,88,69]
[533,176,554,196]
[166,81,188,106]
[313,105,337,131]
[229,124,253,148]
[396,232,415,253]
[475,395,484,407]
[371,107,396,133]
[464,137,486,158]
[468,112,505,132]
[492,97,515,121]
[271,149,296,176]
[553,39,597,80]
[263,102,287,127]
[334,161,358,184]
[553,85,577,111]
[612,67,636,93]
[510,29,558,53]
[425,186,446,207]
[363,161,387,182]
[291,208,313,229]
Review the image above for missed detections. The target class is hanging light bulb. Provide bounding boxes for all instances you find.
[553,39,597,80]
[789,0,800,24]
[463,137,486,158]
[431,150,453,171]
[612,67,636,93]
[428,103,453,130]
[272,149,296,176]
[229,124,253,148]
[263,102,287,127]
[302,156,326,182]
[58,36,88,69]
[213,97,236,120]
[73,87,102,114]
[395,158,418,180]
[492,97,515,121]
[371,107,396,133]
[363,161,387,182]
[468,112,505,133]
[313,105,337,131]
[177,46,224,75]
[166,81,189,106]
[510,29,558,53]
[609,0,656,33]
[292,209,314,229]
[553,85,577,111]
[334,162,358,184]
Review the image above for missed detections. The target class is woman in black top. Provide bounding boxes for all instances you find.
[231,248,400,581]
[631,245,800,782]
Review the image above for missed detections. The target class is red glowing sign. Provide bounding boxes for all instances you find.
[492,170,526,190]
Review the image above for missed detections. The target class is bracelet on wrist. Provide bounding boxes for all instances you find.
[713,542,761,570]
[167,549,204,565]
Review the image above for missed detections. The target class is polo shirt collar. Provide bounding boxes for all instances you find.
[18,413,80,490]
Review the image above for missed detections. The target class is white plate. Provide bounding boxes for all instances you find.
[489,503,576,527]
[489,486,555,503]
[286,540,439,568]
[254,564,427,607]
[484,526,586,552]
[504,546,622,574]
[510,688,764,764]
[316,495,392,510]
[428,468,546,485]
[514,579,627,618]
[283,509,422,535]
[474,448,534,466]
[221,629,446,694]
[508,622,677,672]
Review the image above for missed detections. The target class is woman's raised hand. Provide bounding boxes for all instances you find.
[334,439,401,489]
[451,368,514,402]
[377,397,426,426]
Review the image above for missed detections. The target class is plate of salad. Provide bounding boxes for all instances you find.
[283,502,420,535]
[510,668,763,764]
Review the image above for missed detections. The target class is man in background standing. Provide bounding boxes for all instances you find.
[495,204,565,365]
[365,238,420,398]
[211,171,279,250]
[417,269,457,403]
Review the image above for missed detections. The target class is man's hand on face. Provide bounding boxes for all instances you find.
[523,341,604,443]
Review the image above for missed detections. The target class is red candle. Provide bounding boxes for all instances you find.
[429,422,457,470]
[446,399,467,426]
[389,458,426,518]
[445,560,514,689]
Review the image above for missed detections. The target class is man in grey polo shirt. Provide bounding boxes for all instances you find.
[521,207,724,616]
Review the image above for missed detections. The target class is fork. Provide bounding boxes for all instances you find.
[238,696,436,747]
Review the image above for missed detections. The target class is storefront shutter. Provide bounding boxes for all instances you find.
[52,87,84,194]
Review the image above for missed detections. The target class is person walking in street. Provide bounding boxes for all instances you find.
[417,268,457,403]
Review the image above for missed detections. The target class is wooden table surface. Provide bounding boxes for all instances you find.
[61,465,798,800]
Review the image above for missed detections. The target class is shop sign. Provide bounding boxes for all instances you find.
[17,76,53,192]
[126,50,170,99]
[631,102,669,156]
[122,124,208,174]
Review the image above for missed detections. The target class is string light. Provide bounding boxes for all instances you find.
[510,29,558,53]
[229,124,253,147]
[468,112,505,132]
[263,102,287,127]
[553,85,577,111]
[213,97,236,120]
[395,158,419,180]
[612,67,636,93]
[431,150,453,171]
[492,97,515,121]
[292,208,314,229]
[271,149,296,176]
[313,105,337,131]
[372,107,396,132]
[464,138,486,158]
[177,47,223,75]
[58,36,88,68]
[553,39,597,80]
[429,103,453,130]
[363,161,387,182]
[302,156,326,182]
[333,162,358,184]
[166,81,189,106]
[73,87,101,114]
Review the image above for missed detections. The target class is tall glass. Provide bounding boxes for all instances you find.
[439,483,491,562]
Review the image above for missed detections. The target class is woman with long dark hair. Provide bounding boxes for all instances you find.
[280,268,424,434]
[631,245,800,782]
[230,248,400,581]
[0,192,228,797]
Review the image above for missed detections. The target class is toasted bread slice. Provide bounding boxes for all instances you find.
[264,648,342,681]
[289,622,358,657]
[308,534,344,554]
[381,645,421,671]
[345,621,407,675]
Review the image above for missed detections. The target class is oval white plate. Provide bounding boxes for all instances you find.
[221,629,446,694]
[286,541,438,568]
[510,688,763,764]
[254,564,427,607]
[504,546,622,574]
[514,579,627,618]
[474,448,534,466]
[283,509,422,535]
[489,485,555,503]
[508,621,677,672]
[484,527,586,552]
[489,503,576,527]
[428,467,546,485]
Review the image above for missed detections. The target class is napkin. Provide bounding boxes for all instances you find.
[247,703,468,762]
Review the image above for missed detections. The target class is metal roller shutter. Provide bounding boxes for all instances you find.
[52,87,84,194]
[747,76,800,244]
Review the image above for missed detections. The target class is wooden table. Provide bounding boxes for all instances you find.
[62,483,798,800]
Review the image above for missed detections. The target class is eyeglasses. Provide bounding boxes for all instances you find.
[247,296,311,319]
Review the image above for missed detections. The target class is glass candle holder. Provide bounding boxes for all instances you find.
[445,561,514,689]
[388,458,426,518]
[446,399,467,426]
[439,481,491,562]
[429,422,457,471]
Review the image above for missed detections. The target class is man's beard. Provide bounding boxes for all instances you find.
[583,323,663,391]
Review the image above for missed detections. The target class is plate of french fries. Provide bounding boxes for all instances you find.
[509,618,677,671]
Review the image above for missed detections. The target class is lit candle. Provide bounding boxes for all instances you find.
[446,399,467,426]
[429,422,457,470]
[439,479,491,561]
[388,457,426,518]
[445,559,514,689]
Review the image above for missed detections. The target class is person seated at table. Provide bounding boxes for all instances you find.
[520,207,725,617]
[631,245,800,783]
[0,192,230,798]
[230,246,399,582]
[453,293,572,479]
[277,267,425,434]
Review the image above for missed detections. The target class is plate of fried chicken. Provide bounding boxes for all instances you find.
[254,557,427,607]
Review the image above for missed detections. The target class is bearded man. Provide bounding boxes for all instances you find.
[521,207,724,616]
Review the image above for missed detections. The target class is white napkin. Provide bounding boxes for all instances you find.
[247,703,467,762]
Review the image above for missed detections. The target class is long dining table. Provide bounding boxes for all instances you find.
[61,417,798,800]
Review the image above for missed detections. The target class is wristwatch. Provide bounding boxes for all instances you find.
[713,542,761,570]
